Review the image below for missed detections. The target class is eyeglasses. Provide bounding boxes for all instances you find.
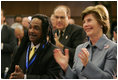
[54,15,66,20]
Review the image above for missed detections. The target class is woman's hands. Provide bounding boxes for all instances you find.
[78,48,89,67]
[54,48,89,72]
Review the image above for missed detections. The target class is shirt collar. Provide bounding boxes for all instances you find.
[59,28,66,34]
[31,42,40,50]
[86,34,108,50]
[1,24,3,30]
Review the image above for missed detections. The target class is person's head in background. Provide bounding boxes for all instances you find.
[53,5,71,30]
[69,18,75,24]
[22,17,30,30]
[14,15,22,24]
[11,23,24,46]
[50,14,56,31]
[1,8,5,25]
[113,27,117,42]
[81,5,110,45]
[110,21,117,40]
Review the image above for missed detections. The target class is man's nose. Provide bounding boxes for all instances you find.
[57,18,61,22]
[30,28,34,32]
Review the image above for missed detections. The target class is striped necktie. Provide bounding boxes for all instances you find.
[29,46,36,60]
[59,31,63,41]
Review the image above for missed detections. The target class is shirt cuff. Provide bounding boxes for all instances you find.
[1,43,3,50]
[24,74,27,79]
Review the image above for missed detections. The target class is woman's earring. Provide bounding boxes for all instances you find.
[101,25,103,28]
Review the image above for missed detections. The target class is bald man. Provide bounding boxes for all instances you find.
[53,5,86,67]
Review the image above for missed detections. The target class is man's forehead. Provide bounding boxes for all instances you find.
[54,7,67,13]
[31,18,42,22]
[30,18,42,25]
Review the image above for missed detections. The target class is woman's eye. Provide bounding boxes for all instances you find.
[88,19,92,22]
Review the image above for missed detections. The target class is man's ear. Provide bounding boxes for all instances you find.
[3,16,5,22]
[68,15,70,19]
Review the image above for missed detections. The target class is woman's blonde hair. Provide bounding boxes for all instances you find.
[81,5,110,34]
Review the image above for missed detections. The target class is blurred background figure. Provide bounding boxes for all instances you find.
[110,21,117,42]
[21,17,30,37]
[1,1,117,39]
[22,17,30,30]
[1,8,17,78]
[50,14,57,31]
[14,15,22,24]
[113,27,117,43]
[50,14,58,36]
[11,23,24,46]
[69,18,75,24]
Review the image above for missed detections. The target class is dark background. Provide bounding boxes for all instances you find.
[1,1,117,27]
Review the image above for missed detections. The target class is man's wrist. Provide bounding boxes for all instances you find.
[60,44,64,49]
[63,64,69,72]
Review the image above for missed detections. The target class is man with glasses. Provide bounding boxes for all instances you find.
[53,5,86,67]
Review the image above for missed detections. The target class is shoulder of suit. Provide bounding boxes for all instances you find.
[3,25,9,28]
[3,25,14,31]
[106,39,117,49]
[42,43,57,56]
[68,24,83,31]
[2,25,8,29]
[69,24,82,28]
[47,42,57,51]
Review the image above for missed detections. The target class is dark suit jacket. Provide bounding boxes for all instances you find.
[6,36,61,79]
[1,25,17,73]
[57,24,86,67]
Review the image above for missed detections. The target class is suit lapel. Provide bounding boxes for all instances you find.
[91,34,109,63]
[60,25,71,44]
[92,42,109,66]
[27,43,49,73]
[28,45,41,71]
[1,25,7,42]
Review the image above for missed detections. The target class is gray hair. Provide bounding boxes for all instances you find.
[11,23,23,30]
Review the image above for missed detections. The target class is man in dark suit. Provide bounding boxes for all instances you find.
[53,5,86,67]
[1,9,17,78]
[6,14,61,79]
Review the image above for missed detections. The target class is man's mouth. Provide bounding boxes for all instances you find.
[57,23,62,26]
[29,34,37,38]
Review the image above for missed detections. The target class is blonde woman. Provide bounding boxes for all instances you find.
[54,5,117,79]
